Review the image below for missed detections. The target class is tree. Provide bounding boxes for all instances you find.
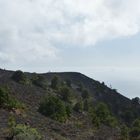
[132,97,140,105]
[32,74,47,89]
[74,101,83,113]
[51,76,59,89]
[11,70,29,84]
[59,86,72,102]
[95,103,110,124]
[39,96,67,122]
[95,102,117,127]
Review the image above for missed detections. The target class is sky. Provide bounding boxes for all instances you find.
[0,0,140,98]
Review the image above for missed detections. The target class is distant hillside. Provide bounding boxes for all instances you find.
[0,68,140,140]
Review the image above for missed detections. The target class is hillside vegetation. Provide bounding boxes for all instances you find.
[0,69,140,140]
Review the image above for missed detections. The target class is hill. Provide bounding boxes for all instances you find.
[0,68,140,140]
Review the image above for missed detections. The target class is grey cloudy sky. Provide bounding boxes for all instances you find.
[0,0,140,98]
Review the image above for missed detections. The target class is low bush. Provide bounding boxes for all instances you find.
[12,124,42,140]
[8,115,42,140]
[6,97,25,110]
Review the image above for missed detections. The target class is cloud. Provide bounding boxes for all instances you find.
[0,0,140,64]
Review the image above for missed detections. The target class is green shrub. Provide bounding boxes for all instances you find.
[8,114,16,129]
[39,96,67,122]
[0,86,24,109]
[13,124,42,140]
[6,97,25,109]
[0,86,9,107]
[8,115,41,140]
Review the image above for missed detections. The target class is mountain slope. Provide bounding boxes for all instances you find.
[0,69,140,140]
[43,72,139,119]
